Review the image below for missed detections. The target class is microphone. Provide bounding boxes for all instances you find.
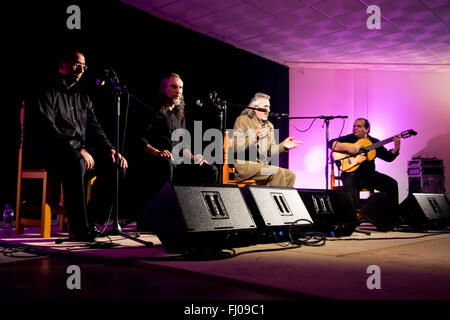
[269,112,289,119]
[195,99,204,107]
[195,92,220,108]
[96,68,118,87]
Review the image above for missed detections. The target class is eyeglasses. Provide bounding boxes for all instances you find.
[72,62,88,71]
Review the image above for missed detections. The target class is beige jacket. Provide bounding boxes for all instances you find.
[232,114,286,181]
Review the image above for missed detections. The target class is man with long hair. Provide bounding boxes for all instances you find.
[128,73,218,222]
[232,92,300,187]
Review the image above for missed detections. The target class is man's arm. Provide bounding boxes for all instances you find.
[86,97,114,152]
[391,135,401,155]
[233,116,258,153]
[330,139,361,155]
[31,91,78,151]
[86,98,127,168]
[376,136,400,162]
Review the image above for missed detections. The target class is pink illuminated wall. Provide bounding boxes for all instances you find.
[289,68,450,202]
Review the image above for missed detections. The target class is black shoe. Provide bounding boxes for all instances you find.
[89,225,104,237]
[69,230,96,242]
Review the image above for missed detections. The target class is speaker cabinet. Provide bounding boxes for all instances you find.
[400,193,450,230]
[142,182,257,253]
[360,193,400,231]
[297,189,357,236]
[240,185,313,242]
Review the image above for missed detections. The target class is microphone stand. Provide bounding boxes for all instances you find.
[102,77,154,247]
[288,115,347,190]
[211,95,226,184]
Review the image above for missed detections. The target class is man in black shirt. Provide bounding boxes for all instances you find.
[128,73,218,217]
[25,49,128,241]
[329,118,401,206]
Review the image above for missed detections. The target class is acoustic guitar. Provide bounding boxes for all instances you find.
[333,129,417,173]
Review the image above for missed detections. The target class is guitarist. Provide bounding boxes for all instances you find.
[329,118,401,206]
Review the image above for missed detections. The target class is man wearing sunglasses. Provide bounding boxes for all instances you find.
[24,48,128,241]
[232,92,300,187]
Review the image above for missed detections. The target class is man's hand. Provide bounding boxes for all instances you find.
[110,149,128,168]
[193,154,207,166]
[256,127,268,140]
[392,135,401,154]
[156,149,174,159]
[80,148,95,170]
[145,145,173,160]
[281,137,302,150]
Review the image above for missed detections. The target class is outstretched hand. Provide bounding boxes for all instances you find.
[282,137,302,149]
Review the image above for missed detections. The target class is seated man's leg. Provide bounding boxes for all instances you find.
[174,163,218,185]
[87,150,127,225]
[341,172,361,206]
[252,165,296,187]
[51,148,89,235]
[128,155,174,216]
[365,171,399,205]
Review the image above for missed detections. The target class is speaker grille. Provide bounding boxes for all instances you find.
[201,191,229,219]
[271,192,292,216]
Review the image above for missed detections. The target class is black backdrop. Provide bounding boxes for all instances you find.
[1,0,289,210]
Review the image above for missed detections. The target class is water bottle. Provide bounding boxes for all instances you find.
[2,204,14,237]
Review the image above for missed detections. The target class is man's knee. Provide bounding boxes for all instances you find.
[284,169,296,187]
[208,164,219,181]
[389,177,398,189]
[289,170,296,185]
[64,152,86,175]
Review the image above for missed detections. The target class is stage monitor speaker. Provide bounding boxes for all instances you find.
[240,185,313,242]
[360,193,400,232]
[297,189,357,237]
[400,193,450,230]
[141,182,257,253]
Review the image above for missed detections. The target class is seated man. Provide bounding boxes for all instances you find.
[232,92,300,187]
[25,48,128,241]
[127,73,218,215]
[329,118,401,206]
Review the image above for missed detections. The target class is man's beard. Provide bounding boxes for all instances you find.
[171,97,182,106]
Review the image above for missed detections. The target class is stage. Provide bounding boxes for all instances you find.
[1,222,449,305]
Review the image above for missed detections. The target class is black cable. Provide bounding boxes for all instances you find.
[338,117,345,139]
[290,118,318,133]
[288,218,327,247]
[271,231,291,247]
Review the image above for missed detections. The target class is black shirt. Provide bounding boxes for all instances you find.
[25,75,113,154]
[139,106,186,152]
[329,133,398,174]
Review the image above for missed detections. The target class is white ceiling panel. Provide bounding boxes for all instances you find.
[121,0,450,71]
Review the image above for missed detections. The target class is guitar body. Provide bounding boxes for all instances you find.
[333,139,377,172]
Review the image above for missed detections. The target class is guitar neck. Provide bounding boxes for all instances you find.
[365,136,396,151]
